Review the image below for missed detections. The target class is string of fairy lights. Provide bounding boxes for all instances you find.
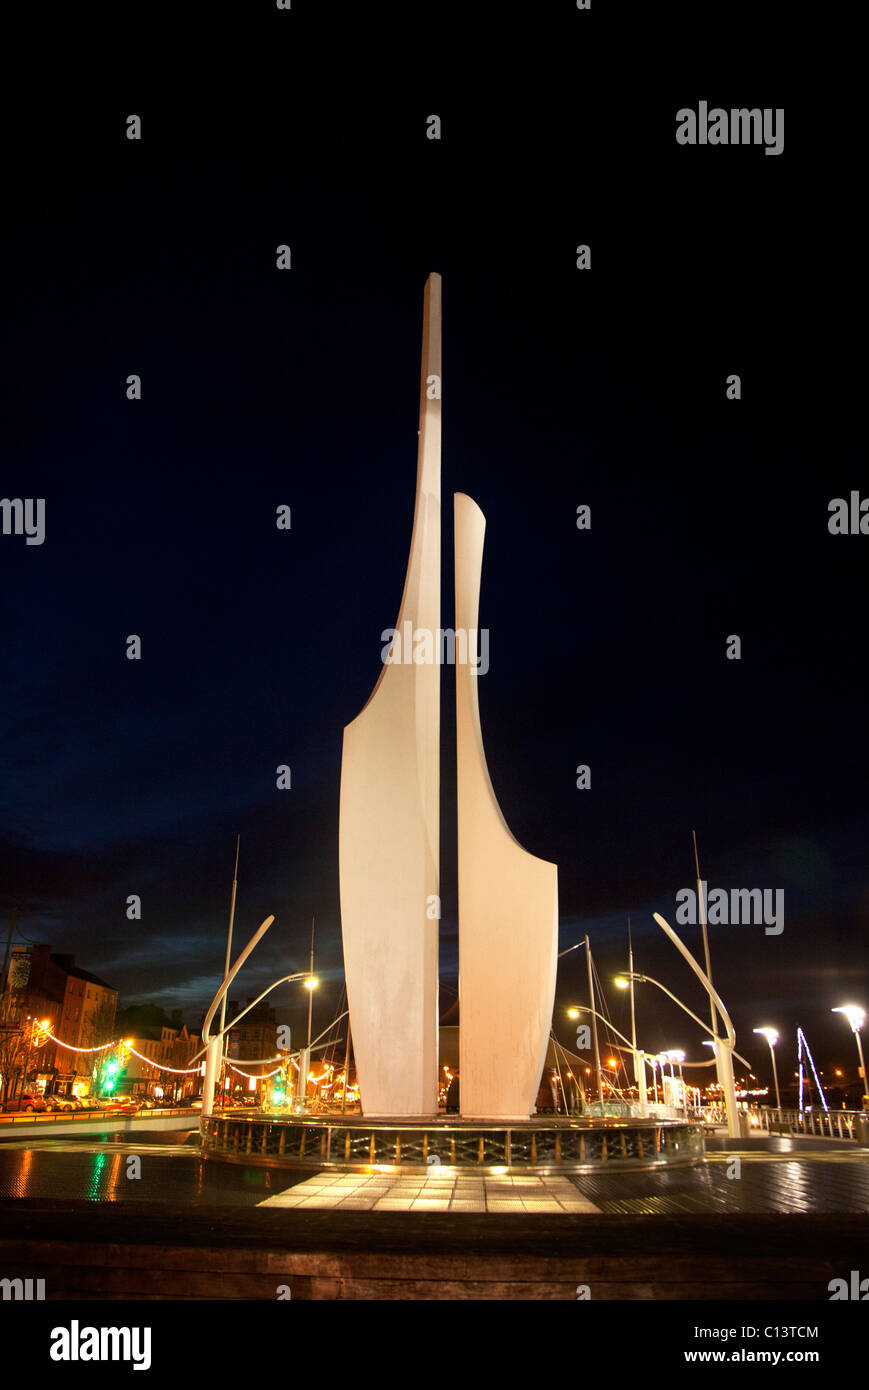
[18,1018,856,1112]
[26,1019,358,1099]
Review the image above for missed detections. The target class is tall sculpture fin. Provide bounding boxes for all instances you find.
[454,492,558,1119]
[338,275,441,1116]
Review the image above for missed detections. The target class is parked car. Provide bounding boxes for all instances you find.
[46,1093,85,1112]
[3,1092,48,1113]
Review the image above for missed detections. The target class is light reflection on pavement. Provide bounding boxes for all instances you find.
[0,1137,866,1212]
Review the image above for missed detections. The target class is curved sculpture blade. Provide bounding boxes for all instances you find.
[338,274,441,1117]
[454,492,558,1119]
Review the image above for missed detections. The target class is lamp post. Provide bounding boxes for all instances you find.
[613,973,648,1117]
[832,1006,867,1110]
[753,1027,781,1111]
[568,1004,647,1117]
[651,913,743,1140]
[297,974,318,1108]
[667,1049,686,1112]
[620,921,747,1141]
[198,911,317,1116]
[216,836,241,1110]
[649,1054,659,1105]
[658,1052,674,1108]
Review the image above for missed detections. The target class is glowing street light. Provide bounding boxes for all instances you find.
[650,914,744,1140]
[832,1006,867,1108]
[567,1005,646,1113]
[753,1027,781,1110]
[666,1049,686,1110]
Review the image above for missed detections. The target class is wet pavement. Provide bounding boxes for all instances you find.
[0,1133,866,1212]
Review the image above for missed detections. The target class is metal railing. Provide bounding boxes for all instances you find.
[756,1107,865,1141]
[0,1105,199,1127]
[200,1114,706,1170]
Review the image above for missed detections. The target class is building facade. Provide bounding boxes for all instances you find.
[7,944,118,1097]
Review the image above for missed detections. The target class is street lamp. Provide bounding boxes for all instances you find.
[198,912,319,1116]
[832,1006,867,1109]
[613,974,647,1117]
[646,1052,658,1104]
[567,1005,647,1116]
[753,1027,781,1111]
[667,1049,686,1111]
[651,913,744,1140]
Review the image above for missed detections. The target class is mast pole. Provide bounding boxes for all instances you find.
[585,934,604,1113]
[693,830,718,1039]
[217,836,240,1105]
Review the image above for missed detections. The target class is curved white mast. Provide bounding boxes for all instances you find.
[454,492,559,1118]
[338,274,441,1117]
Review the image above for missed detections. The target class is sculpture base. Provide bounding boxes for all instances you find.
[201,1112,704,1173]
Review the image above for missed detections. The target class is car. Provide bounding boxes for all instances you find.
[3,1092,48,1113]
[46,1094,85,1112]
[95,1098,139,1114]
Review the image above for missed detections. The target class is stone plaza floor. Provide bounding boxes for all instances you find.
[258,1170,600,1212]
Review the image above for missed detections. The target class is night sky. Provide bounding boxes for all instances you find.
[1,7,864,1097]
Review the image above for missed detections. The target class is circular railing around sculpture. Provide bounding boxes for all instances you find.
[200,1113,704,1171]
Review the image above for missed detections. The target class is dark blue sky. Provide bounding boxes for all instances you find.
[1,9,865,1094]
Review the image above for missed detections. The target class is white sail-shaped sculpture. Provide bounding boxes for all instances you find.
[338,274,441,1116]
[454,492,558,1119]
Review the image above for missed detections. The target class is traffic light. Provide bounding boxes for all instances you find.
[104,1060,120,1093]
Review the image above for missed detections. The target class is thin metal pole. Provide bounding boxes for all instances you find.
[585,934,604,1111]
[769,1039,782,1110]
[628,920,647,1116]
[217,836,240,1107]
[307,918,315,1049]
[693,830,719,1040]
[553,1038,570,1115]
[628,920,637,1053]
[341,1022,352,1114]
